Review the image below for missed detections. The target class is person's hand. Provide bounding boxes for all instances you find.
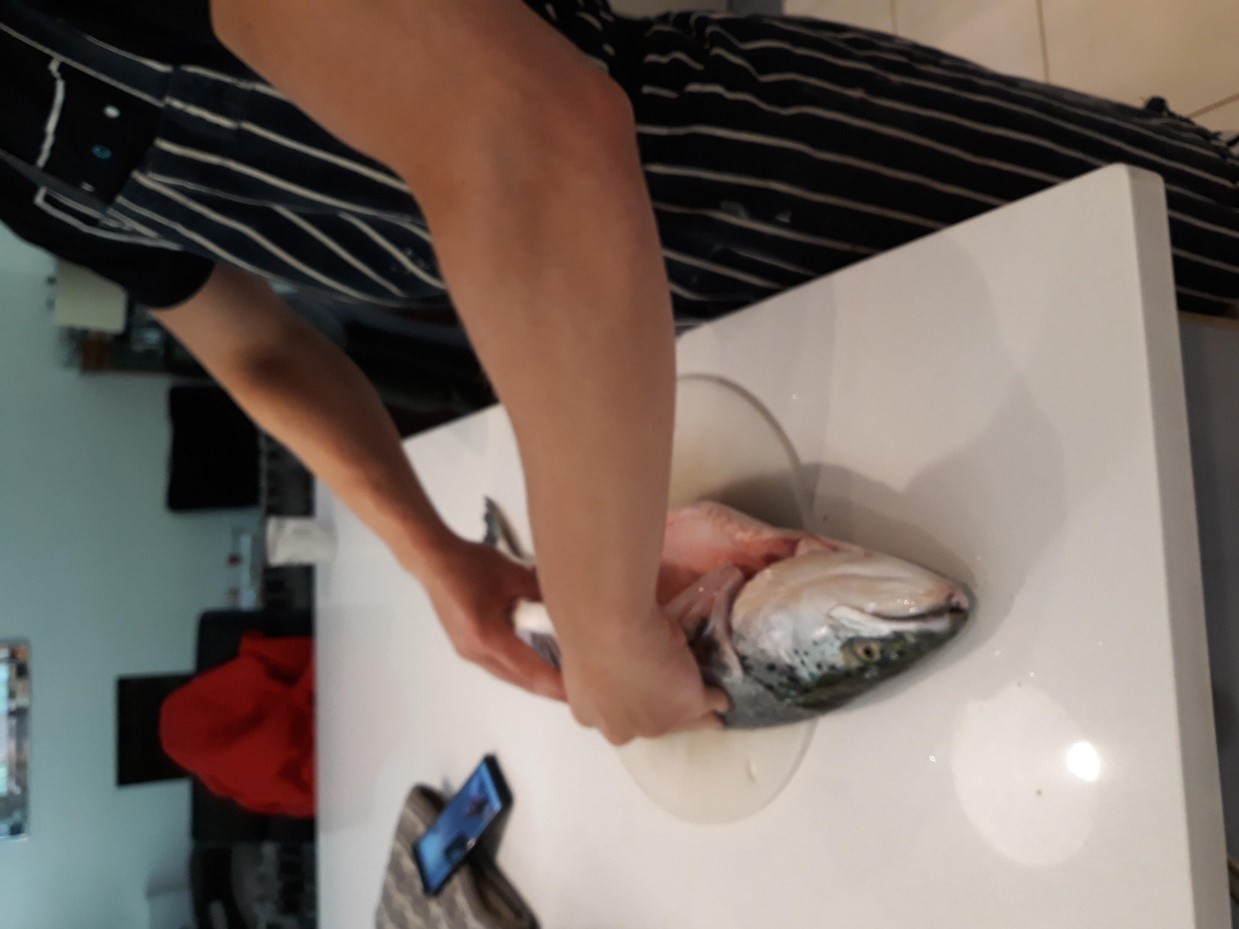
[416,537,567,702]
[557,602,730,746]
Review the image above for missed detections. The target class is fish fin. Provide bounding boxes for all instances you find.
[679,565,745,682]
[524,633,562,671]
[663,564,740,635]
[700,565,744,640]
[663,584,709,632]
[703,568,745,679]
[482,497,531,563]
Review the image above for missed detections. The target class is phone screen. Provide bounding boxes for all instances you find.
[414,755,511,896]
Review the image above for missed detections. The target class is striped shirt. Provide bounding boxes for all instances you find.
[2,0,1236,316]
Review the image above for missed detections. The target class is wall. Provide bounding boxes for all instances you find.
[0,228,249,929]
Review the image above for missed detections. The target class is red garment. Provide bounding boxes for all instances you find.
[161,633,315,817]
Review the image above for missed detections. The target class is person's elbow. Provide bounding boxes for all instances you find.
[407,71,640,219]
[529,73,638,184]
[565,71,637,154]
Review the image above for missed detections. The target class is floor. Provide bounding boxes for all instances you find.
[614,0,1239,132]
[784,0,1239,131]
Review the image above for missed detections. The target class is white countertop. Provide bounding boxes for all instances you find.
[315,165,1229,929]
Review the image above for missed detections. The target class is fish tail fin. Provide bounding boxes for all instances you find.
[483,497,531,563]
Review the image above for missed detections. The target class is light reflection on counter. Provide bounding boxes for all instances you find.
[1065,741,1101,783]
[951,682,1099,867]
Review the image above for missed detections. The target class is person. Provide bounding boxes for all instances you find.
[3,0,1236,746]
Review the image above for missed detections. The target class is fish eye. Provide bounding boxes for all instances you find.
[854,640,883,663]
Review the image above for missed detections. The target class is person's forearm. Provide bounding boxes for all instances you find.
[212,0,676,649]
[189,278,455,577]
[405,81,676,647]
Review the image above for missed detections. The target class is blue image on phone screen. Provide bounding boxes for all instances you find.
[414,755,510,896]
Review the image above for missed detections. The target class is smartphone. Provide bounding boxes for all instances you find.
[414,755,513,897]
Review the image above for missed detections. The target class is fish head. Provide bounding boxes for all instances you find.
[731,547,970,714]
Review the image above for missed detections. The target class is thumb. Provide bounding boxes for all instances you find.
[491,631,567,702]
[499,558,541,602]
[704,686,732,716]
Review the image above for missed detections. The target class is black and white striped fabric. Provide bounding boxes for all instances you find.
[626,13,1239,316]
[4,0,1237,316]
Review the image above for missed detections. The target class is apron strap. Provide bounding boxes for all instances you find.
[0,0,172,102]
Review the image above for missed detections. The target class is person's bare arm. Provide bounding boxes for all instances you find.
[210,0,726,742]
[156,265,565,699]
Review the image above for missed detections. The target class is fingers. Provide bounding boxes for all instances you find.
[671,711,725,735]
[596,710,723,746]
[511,571,542,604]
[704,686,732,716]
[449,620,566,701]
[485,631,568,702]
[475,652,566,703]
[476,657,525,691]
[497,556,541,602]
[593,687,730,745]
